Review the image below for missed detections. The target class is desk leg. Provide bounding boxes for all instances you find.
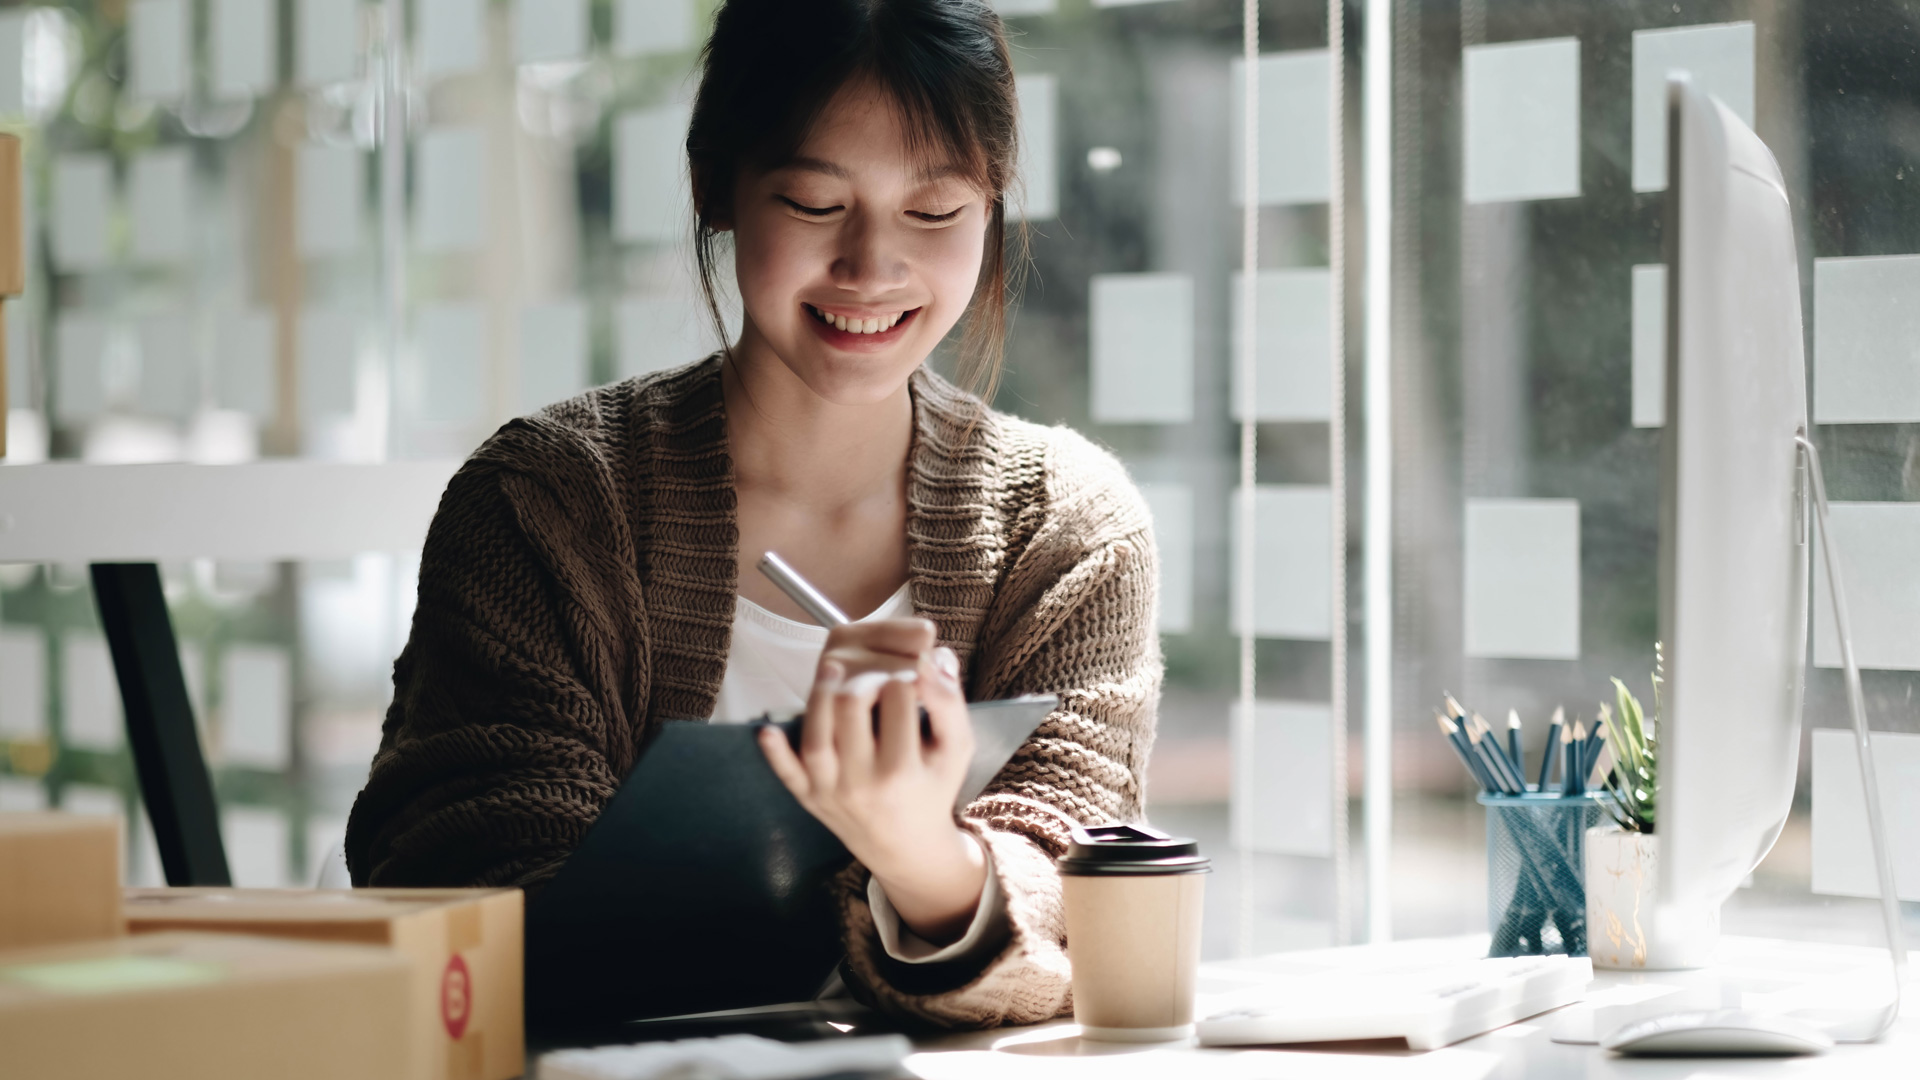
[91,563,231,887]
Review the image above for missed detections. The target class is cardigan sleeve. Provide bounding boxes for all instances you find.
[344,445,648,890]
[833,467,1163,1028]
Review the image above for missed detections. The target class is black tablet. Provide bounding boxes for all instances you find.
[525,695,1057,1029]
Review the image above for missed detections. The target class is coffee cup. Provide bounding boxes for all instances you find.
[1058,824,1210,1042]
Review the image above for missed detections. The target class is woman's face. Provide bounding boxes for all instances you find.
[726,79,991,405]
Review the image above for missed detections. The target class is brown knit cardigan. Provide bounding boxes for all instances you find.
[344,356,1162,1028]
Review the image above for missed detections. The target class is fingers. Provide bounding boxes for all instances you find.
[759,724,812,800]
[823,618,937,660]
[833,671,888,781]
[918,648,973,758]
[799,658,844,796]
[875,671,921,774]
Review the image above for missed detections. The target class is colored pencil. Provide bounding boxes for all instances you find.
[1506,710,1525,787]
[1536,706,1564,791]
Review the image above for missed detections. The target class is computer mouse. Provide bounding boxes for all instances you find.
[1601,1010,1833,1056]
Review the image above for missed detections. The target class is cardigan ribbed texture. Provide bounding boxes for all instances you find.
[344,356,1163,1028]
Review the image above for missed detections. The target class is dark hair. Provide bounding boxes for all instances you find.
[687,0,1023,402]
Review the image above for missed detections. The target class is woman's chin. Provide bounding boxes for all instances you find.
[777,344,926,406]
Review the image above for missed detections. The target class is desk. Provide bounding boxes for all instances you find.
[900,937,1919,1079]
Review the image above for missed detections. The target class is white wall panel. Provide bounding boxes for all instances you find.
[128,0,189,102]
[297,0,360,86]
[297,143,364,258]
[1137,482,1193,634]
[1231,51,1330,206]
[419,0,486,78]
[415,128,487,252]
[299,309,361,420]
[1813,502,1920,670]
[614,0,697,56]
[61,632,122,751]
[1811,729,1920,902]
[51,153,113,272]
[1232,485,1332,640]
[1231,268,1332,422]
[1813,254,1920,424]
[137,314,197,419]
[1464,498,1581,659]
[221,644,291,771]
[0,776,47,811]
[415,302,486,424]
[223,806,291,887]
[129,147,193,264]
[614,105,692,244]
[212,0,278,99]
[0,12,26,116]
[1090,272,1193,424]
[519,299,589,412]
[1011,75,1057,222]
[1231,701,1334,857]
[513,0,589,63]
[1462,38,1581,203]
[1632,23,1754,192]
[214,310,275,419]
[0,627,46,739]
[53,313,109,422]
[617,295,713,379]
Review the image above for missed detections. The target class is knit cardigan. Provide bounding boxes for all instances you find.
[344,356,1163,1028]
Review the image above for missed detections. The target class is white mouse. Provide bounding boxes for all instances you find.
[1602,1010,1833,1056]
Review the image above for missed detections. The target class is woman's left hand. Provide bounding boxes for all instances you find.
[759,633,987,945]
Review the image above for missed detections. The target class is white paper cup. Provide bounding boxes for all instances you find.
[1058,825,1210,1042]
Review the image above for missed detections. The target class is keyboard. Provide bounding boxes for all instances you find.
[1197,954,1592,1050]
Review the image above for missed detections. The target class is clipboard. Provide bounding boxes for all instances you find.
[525,695,1058,1030]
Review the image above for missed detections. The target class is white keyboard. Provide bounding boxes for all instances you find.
[1197,954,1592,1050]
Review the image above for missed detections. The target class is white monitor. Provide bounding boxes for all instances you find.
[1655,75,1810,959]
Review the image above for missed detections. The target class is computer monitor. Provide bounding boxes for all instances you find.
[1655,75,1810,961]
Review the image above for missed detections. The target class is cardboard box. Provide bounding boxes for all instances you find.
[126,887,523,1080]
[0,812,123,950]
[0,931,411,1080]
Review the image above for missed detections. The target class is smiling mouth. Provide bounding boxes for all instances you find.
[805,303,918,335]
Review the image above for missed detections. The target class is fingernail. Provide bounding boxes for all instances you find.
[935,647,960,679]
[889,669,918,684]
[846,671,891,696]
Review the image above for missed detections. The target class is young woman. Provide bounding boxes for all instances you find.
[345,0,1161,1029]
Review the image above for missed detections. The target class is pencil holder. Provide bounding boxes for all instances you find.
[1480,793,1610,958]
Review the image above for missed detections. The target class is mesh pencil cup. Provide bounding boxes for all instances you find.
[1480,792,1610,958]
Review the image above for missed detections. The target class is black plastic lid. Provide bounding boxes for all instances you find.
[1056,824,1211,876]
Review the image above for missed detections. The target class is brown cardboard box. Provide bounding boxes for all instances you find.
[125,887,524,1080]
[0,812,123,950]
[0,931,410,1080]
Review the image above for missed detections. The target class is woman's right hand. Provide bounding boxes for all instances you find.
[819,617,960,681]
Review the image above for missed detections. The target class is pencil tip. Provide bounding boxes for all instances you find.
[1444,693,1464,717]
[1507,709,1521,729]
[1552,705,1565,725]
[1434,710,1456,733]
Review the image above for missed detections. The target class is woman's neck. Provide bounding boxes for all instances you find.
[722,327,916,622]
[721,331,914,507]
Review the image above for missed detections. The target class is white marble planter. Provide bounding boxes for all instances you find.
[1583,825,1719,970]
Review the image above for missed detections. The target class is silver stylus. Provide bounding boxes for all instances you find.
[757,551,850,627]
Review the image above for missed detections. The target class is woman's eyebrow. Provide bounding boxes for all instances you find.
[783,156,850,180]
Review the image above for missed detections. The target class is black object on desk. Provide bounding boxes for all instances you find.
[524,694,1058,1032]
[92,562,231,886]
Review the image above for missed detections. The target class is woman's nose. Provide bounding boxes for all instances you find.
[829,213,910,294]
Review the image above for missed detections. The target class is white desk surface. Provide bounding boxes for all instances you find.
[902,936,1919,1080]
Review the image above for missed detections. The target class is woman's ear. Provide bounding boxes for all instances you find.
[692,164,734,232]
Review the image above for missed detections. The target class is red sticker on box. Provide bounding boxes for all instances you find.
[441,955,472,1040]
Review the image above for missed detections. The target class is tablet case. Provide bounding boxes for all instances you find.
[525,695,1057,1028]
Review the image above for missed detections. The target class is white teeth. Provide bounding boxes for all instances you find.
[810,305,909,333]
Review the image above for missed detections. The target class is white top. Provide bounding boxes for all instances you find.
[711,585,1008,967]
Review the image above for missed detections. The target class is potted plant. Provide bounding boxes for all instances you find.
[1585,646,1717,969]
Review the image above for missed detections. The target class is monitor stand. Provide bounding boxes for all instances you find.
[1791,434,1908,1042]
